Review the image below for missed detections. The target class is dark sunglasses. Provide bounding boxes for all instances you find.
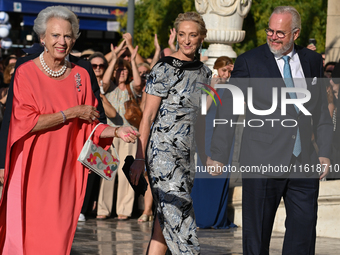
[92,64,105,69]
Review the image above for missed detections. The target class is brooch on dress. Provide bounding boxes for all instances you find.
[172,59,183,68]
[75,73,81,92]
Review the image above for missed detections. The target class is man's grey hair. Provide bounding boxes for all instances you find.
[269,6,301,32]
[33,6,80,39]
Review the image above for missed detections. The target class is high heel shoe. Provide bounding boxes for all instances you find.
[138,214,154,222]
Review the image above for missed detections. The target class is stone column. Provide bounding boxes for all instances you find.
[325,0,340,63]
[195,0,252,69]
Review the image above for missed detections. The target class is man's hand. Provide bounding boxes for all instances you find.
[307,44,316,51]
[130,160,145,186]
[0,168,4,184]
[319,157,331,179]
[206,156,224,176]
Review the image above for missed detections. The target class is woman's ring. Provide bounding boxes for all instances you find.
[91,116,95,121]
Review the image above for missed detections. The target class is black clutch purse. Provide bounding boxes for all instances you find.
[122,155,148,196]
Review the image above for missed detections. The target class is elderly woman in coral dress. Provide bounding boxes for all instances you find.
[0,6,138,255]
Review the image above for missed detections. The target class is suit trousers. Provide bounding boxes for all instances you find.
[97,138,137,217]
[242,157,319,255]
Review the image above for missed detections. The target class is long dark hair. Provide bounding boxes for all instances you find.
[113,59,132,85]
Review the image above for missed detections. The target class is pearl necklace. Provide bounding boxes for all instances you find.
[39,52,68,77]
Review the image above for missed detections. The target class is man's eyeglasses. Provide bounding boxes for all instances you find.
[92,64,105,69]
[265,28,295,39]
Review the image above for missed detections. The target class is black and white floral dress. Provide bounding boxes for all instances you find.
[145,56,211,254]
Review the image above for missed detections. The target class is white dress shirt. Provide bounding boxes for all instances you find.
[274,49,307,98]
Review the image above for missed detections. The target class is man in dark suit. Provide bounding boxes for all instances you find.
[0,49,106,183]
[207,6,332,255]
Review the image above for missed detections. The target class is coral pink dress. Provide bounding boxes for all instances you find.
[0,61,112,254]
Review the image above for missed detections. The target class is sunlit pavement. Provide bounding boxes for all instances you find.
[71,217,340,254]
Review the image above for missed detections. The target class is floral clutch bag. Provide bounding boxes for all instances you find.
[78,123,119,181]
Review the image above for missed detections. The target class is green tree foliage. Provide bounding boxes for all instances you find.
[234,0,327,55]
[120,0,327,58]
[119,0,196,58]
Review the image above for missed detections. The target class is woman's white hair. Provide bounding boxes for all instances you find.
[33,6,80,39]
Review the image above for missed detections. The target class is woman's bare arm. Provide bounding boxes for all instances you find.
[102,44,118,93]
[100,94,117,118]
[31,105,99,133]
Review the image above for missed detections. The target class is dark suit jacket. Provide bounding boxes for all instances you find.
[0,52,106,169]
[211,44,333,171]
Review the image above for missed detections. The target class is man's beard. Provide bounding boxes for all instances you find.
[267,36,294,56]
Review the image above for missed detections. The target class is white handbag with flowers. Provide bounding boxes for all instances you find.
[78,123,119,181]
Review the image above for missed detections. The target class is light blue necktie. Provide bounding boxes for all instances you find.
[282,55,301,157]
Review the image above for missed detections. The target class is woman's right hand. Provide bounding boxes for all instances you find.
[114,39,128,59]
[67,105,100,123]
[123,33,133,47]
[211,76,227,87]
[131,45,138,62]
[116,126,140,143]
[129,160,145,185]
[110,43,118,62]
[168,28,177,52]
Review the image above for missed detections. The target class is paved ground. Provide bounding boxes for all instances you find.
[71,217,340,255]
